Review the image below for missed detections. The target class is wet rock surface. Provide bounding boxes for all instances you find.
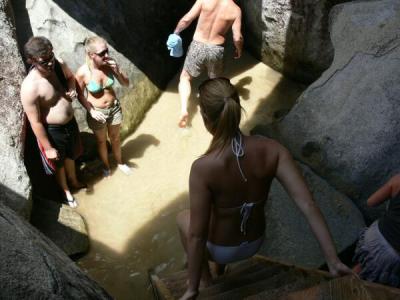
[254,0,400,221]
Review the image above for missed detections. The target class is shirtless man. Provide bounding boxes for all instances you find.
[20,36,84,207]
[173,0,243,127]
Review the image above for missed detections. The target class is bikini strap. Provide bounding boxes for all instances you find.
[231,132,247,182]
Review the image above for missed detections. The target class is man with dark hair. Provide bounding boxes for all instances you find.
[172,0,243,128]
[21,36,84,207]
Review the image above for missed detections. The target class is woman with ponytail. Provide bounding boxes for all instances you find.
[176,77,353,300]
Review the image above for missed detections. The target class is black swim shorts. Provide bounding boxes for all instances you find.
[47,117,82,167]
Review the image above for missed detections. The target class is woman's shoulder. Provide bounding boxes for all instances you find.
[76,64,90,80]
[248,135,284,150]
[76,64,90,75]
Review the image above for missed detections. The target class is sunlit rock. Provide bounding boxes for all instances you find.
[239,0,351,83]
[254,0,400,221]
[0,0,31,217]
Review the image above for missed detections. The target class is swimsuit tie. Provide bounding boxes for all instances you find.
[232,132,247,182]
[240,202,255,235]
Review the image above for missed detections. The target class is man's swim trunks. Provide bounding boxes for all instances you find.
[86,99,123,131]
[46,117,83,168]
[183,40,224,78]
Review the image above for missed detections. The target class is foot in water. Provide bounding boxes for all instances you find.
[178,112,188,128]
[118,164,132,175]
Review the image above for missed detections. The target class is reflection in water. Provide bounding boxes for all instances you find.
[75,52,306,299]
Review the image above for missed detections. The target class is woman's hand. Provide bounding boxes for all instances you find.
[90,108,107,123]
[179,289,198,300]
[105,58,119,73]
[327,260,356,277]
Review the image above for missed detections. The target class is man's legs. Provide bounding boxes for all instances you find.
[178,69,193,128]
[64,158,85,189]
[176,209,213,287]
[55,163,77,207]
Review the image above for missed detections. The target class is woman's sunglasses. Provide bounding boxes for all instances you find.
[95,49,109,57]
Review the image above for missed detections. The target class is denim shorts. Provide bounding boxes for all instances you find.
[87,99,123,131]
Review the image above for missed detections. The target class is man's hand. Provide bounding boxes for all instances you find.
[90,108,107,123]
[65,89,77,101]
[45,147,59,160]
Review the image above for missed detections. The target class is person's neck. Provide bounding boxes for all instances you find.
[33,66,53,78]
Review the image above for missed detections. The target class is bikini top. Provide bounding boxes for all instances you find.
[86,71,115,94]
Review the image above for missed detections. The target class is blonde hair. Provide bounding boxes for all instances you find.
[84,36,107,68]
[198,77,242,155]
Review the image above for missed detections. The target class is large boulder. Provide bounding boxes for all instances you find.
[0,0,31,217]
[12,0,192,139]
[30,196,89,256]
[0,200,111,299]
[260,162,365,267]
[239,0,350,83]
[253,0,400,221]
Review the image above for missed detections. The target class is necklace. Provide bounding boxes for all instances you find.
[231,132,248,182]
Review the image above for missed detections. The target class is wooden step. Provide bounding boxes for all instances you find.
[278,275,400,300]
[150,256,331,299]
[198,264,284,299]
[244,270,329,300]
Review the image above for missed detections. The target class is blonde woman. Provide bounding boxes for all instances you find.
[76,36,130,177]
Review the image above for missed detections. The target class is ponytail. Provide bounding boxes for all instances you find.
[198,78,242,155]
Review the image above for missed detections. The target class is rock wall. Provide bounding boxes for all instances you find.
[0,0,31,217]
[240,0,350,83]
[12,0,191,139]
[0,199,111,299]
[253,0,400,221]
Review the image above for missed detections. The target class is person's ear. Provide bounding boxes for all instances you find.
[26,57,33,64]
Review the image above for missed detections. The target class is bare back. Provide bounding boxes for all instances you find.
[190,136,283,246]
[21,68,74,125]
[193,0,241,45]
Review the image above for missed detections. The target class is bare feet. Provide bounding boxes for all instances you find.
[178,112,188,128]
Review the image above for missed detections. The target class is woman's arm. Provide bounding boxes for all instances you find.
[275,144,352,276]
[182,159,212,299]
[75,67,106,122]
[106,59,129,87]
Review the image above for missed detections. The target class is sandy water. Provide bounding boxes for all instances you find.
[75,51,305,299]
